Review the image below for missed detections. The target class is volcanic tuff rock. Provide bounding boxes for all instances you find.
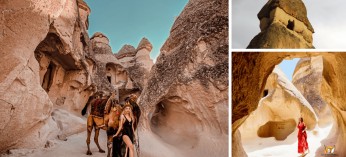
[0,0,227,155]
[239,66,317,141]
[117,45,137,57]
[138,0,228,156]
[0,0,92,152]
[248,0,314,48]
[0,0,149,153]
[115,38,154,91]
[89,32,147,104]
[89,32,124,92]
[293,56,333,127]
[232,52,346,156]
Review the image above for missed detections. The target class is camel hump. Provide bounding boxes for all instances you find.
[90,99,108,117]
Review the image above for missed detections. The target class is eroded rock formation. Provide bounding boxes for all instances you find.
[0,0,227,155]
[293,56,333,127]
[138,0,228,156]
[0,0,151,153]
[0,0,92,152]
[239,66,317,141]
[232,52,346,156]
[115,38,154,92]
[247,0,314,48]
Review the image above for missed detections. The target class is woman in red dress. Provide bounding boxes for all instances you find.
[297,117,309,155]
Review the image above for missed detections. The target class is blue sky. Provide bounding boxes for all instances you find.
[278,58,300,81]
[84,0,188,61]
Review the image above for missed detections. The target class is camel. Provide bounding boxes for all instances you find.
[85,93,114,155]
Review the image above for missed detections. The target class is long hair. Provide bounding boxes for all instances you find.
[122,102,135,122]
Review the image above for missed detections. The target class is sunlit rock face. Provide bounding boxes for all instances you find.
[232,52,346,157]
[293,56,333,127]
[138,0,228,156]
[90,32,124,92]
[319,53,346,156]
[0,0,92,152]
[114,38,154,92]
[239,66,317,141]
[247,0,314,48]
[89,32,142,103]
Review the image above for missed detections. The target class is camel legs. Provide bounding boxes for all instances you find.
[94,127,105,153]
[86,116,93,155]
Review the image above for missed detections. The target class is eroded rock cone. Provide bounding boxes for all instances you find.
[247,0,314,48]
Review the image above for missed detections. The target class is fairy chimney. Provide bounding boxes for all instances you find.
[248,0,314,48]
[135,37,154,71]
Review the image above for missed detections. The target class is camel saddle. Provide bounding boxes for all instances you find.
[90,98,108,118]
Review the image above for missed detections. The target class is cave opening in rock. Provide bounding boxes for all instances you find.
[34,32,74,94]
[106,63,128,87]
[263,89,268,97]
[107,76,111,83]
[150,97,200,149]
[287,20,295,31]
[238,56,335,157]
[42,62,56,92]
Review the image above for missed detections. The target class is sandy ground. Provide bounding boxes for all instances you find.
[1,128,227,157]
[2,130,125,157]
[242,124,333,157]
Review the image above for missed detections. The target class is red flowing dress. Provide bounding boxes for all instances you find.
[297,122,309,153]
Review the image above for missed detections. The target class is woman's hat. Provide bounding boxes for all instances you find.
[123,102,133,110]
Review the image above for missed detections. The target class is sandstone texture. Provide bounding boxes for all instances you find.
[239,66,317,141]
[318,53,346,156]
[51,109,85,138]
[248,0,314,48]
[232,52,346,157]
[0,0,92,152]
[138,0,228,156]
[115,38,154,91]
[293,56,333,127]
[258,0,313,32]
[0,0,227,156]
[0,0,150,153]
[89,32,126,92]
[232,130,247,157]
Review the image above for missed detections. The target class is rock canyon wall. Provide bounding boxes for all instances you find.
[0,0,227,156]
[0,0,91,151]
[232,52,346,156]
[138,0,228,156]
[293,56,333,127]
[0,0,154,153]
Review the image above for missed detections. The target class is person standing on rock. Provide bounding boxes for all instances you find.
[113,102,137,157]
[297,117,309,155]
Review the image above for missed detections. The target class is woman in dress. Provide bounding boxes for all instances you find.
[113,102,136,157]
[297,117,309,155]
